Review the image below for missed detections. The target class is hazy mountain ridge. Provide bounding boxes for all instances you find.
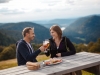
[0,23,4,26]
[33,18,76,28]
[63,15,100,43]
[0,22,51,45]
[0,32,16,46]
[48,19,76,25]
[0,15,100,45]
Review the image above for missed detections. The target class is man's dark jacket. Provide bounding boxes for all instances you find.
[16,39,41,66]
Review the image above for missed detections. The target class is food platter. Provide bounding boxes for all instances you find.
[44,58,62,66]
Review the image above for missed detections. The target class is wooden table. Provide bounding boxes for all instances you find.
[0,52,100,75]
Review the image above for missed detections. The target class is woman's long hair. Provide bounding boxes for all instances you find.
[50,25,62,39]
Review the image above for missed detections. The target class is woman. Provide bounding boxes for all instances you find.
[45,25,77,75]
[45,25,76,58]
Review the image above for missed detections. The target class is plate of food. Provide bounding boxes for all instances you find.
[44,58,62,66]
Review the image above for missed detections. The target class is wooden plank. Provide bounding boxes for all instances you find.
[62,55,100,66]
[0,66,26,73]
[40,53,100,75]
[62,52,100,61]
[0,52,100,75]
[63,55,100,63]
[0,66,27,75]
[21,72,47,75]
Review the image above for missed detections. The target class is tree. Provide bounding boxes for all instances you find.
[97,38,100,44]
[0,46,15,61]
[88,43,100,53]
[0,46,4,53]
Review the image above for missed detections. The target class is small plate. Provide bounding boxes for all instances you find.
[44,59,62,66]
[52,60,62,65]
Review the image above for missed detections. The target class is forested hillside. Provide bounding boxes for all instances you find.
[0,32,15,46]
[0,22,51,45]
[63,15,100,43]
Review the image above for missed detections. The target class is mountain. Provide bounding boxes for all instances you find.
[0,23,2,25]
[0,23,4,26]
[48,19,76,26]
[63,15,100,43]
[0,32,16,46]
[33,19,76,28]
[33,20,49,25]
[0,22,51,44]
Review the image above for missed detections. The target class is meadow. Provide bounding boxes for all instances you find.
[0,55,94,75]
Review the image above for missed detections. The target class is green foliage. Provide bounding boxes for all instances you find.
[0,46,16,61]
[0,38,100,61]
[97,38,100,44]
[75,43,88,52]
[0,32,16,46]
[9,44,16,57]
[88,42,94,49]
[9,44,16,53]
[63,15,100,44]
[0,46,5,53]
[0,22,51,44]
[32,43,44,55]
[75,38,100,53]
[88,43,100,53]
[32,43,42,51]
[0,43,45,61]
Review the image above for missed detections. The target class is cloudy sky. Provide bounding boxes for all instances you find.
[0,0,100,23]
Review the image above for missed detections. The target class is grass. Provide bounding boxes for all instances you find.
[0,59,17,70]
[0,55,49,70]
[82,71,94,75]
[0,55,94,75]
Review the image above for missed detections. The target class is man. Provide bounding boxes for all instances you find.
[16,27,45,66]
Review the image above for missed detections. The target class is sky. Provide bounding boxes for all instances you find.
[0,0,100,23]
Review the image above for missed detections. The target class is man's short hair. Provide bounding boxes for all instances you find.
[22,27,34,37]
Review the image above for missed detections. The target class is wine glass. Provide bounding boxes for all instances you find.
[43,39,50,53]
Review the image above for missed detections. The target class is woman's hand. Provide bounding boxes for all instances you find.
[56,53,61,57]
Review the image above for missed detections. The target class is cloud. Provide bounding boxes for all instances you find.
[0,0,100,23]
[0,0,11,3]
[0,8,25,15]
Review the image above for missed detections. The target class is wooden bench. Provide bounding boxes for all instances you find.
[0,52,100,75]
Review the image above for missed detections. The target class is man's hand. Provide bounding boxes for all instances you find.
[26,62,40,70]
[39,46,45,52]
[56,53,61,57]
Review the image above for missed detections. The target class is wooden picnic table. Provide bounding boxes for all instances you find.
[0,52,100,75]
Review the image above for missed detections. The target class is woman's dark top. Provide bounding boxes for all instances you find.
[45,36,76,58]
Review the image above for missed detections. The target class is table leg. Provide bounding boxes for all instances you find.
[75,70,82,75]
[62,73,70,75]
[63,70,82,75]
[96,65,100,75]
[63,72,75,75]
[83,65,100,75]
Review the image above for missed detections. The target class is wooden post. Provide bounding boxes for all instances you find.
[63,71,82,75]
[83,65,100,75]
[63,72,76,75]
[62,73,71,75]
[75,70,82,75]
[96,65,100,75]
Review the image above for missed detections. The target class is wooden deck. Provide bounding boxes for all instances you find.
[0,52,100,75]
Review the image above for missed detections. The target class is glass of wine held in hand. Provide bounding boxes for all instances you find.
[43,39,50,53]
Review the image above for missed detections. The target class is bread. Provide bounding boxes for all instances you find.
[51,58,61,63]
